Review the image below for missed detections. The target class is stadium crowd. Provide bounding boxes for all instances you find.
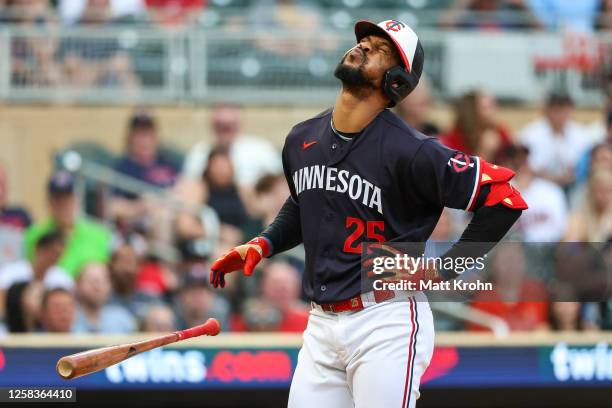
[0,90,610,335]
[0,0,610,336]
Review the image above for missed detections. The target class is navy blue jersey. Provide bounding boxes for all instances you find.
[282,108,480,303]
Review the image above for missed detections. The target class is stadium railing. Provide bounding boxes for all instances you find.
[0,24,609,106]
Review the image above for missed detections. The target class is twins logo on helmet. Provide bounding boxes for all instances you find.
[385,20,406,32]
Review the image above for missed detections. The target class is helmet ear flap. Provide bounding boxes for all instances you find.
[383,66,419,108]
[382,40,424,107]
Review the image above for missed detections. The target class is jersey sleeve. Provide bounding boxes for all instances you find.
[409,139,480,211]
[281,141,299,203]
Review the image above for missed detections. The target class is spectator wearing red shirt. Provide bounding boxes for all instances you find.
[442,90,513,162]
[232,260,309,333]
[467,244,549,332]
[145,0,205,26]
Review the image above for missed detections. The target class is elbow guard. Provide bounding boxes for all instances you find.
[471,159,528,211]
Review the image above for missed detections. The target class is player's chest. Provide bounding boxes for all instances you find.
[287,134,392,215]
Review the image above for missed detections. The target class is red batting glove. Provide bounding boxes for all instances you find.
[210,237,271,288]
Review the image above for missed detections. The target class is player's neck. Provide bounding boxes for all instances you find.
[332,91,387,133]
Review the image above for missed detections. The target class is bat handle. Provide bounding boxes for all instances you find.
[175,318,221,340]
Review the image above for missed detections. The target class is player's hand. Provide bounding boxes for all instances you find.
[210,237,271,288]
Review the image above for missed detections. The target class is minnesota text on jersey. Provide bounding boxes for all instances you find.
[292,165,383,214]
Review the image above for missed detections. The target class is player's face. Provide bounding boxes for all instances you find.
[334,35,400,93]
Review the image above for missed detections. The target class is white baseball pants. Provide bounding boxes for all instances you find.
[288,292,434,408]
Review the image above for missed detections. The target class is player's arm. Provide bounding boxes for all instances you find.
[436,186,524,280]
[410,139,527,281]
[210,143,303,288]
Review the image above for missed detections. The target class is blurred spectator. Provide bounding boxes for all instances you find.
[58,0,139,89]
[174,267,230,331]
[468,244,549,331]
[575,109,612,186]
[110,112,180,232]
[519,93,591,188]
[203,147,249,228]
[596,0,612,30]
[0,230,71,324]
[107,244,160,320]
[73,262,136,333]
[248,0,333,56]
[259,260,308,332]
[175,237,213,283]
[183,104,282,189]
[5,282,32,332]
[549,302,583,330]
[238,298,283,332]
[394,76,440,137]
[553,242,609,301]
[58,0,145,26]
[571,143,612,207]
[233,260,308,332]
[1,0,55,23]
[441,0,543,30]
[253,173,290,227]
[565,169,612,241]
[442,90,512,162]
[527,0,600,33]
[583,302,607,330]
[248,0,320,32]
[172,178,220,256]
[502,145,568,241]
[114,112,180,192]
[4,0,63,87]
[0,160,32,231]
[39,287,75,333]
[136,258,179,298]
[145,0,204,26]
[142,303,176,332]
[24,170,111,278]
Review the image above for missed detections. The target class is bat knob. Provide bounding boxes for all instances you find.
[207,318,221,336]
[56,357,75,379]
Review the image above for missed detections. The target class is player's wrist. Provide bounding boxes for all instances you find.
[248,236,272,258]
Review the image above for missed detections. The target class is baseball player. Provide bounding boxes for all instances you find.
[210,19,527,407]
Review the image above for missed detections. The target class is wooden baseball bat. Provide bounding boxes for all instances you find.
[56,318,221,380]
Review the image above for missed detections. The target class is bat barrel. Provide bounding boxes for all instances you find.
[56,318,221,380]
[56,356,78,379]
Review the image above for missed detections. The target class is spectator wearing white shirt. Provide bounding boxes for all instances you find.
[502,145,568,242]
[519,93,592,189]
[182,104,283,189]
[0,230,72,327]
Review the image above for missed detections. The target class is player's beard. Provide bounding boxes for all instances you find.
[334,55,377,99]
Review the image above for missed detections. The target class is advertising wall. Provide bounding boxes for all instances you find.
[1,340,611,390]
